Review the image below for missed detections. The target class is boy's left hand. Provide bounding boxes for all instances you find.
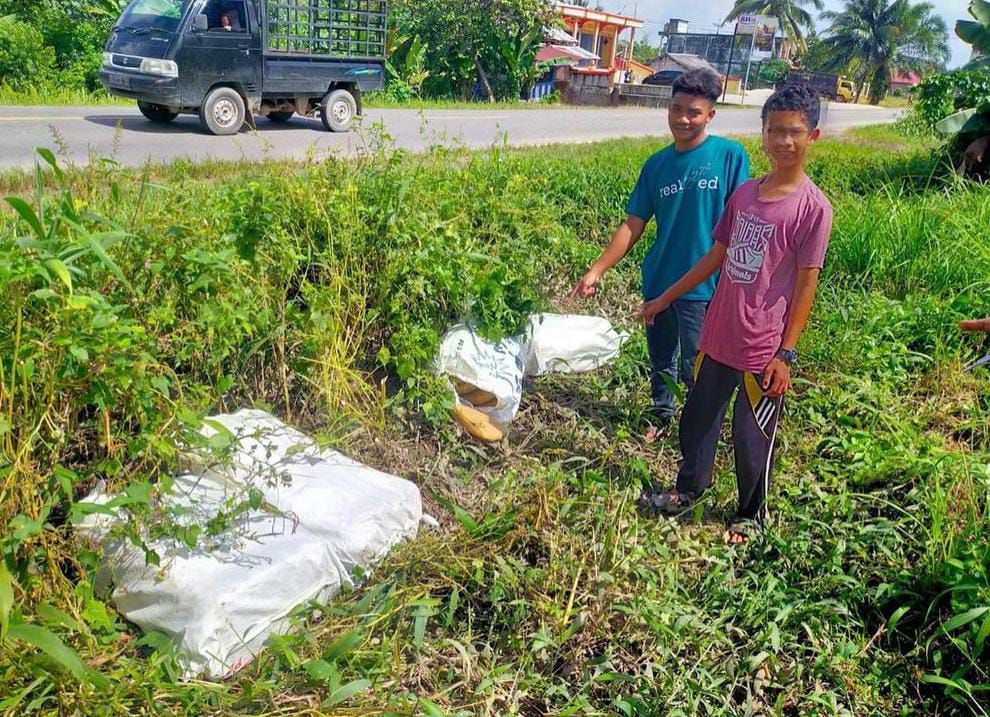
[640,296,670,326]
[762,357,791,397]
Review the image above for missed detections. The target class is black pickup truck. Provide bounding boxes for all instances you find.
[100,0,386,134]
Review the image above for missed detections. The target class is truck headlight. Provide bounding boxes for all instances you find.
[103,52,113,67]
[140,58,178,78]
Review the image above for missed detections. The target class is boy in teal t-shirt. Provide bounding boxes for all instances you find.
[571,69,750,431]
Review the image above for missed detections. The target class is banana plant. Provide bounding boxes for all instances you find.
[499,27,543,100]
[385,31,430,95]
[958,0,990,68]
[935,107,990,175]
[929,2,990,175]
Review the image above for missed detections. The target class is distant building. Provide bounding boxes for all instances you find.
[536,3,648,104]
[649,52,721,76]
[657,17,794,86]
[615,56,655,84]
[890,72,922,93]
[543,2,645,81]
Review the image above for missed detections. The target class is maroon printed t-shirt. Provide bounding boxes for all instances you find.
[698,176,833,373]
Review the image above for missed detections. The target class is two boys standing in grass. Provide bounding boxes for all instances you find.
[573,71,833,544]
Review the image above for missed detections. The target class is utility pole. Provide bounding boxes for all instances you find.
[741,30,756,104]
[720,21,738,104]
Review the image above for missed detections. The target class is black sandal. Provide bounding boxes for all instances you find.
[726,519,760,545]
[637,487,704,517]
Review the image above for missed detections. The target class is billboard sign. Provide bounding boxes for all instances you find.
[736,14,779,60]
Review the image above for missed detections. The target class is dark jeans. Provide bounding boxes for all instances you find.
[645,299,709,421]
[676,354,783,524]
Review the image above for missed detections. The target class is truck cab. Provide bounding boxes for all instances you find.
[100,0,385,135]
[836,78,855,103]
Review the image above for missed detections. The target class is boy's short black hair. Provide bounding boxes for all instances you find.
[761,83,821,130]
[671,69,722,104]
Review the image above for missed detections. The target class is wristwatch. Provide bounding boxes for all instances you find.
[777,348,798,366]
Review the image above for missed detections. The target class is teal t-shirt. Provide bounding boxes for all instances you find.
[626,135,750,301]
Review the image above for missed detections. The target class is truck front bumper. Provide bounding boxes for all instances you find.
[99,69,181,107]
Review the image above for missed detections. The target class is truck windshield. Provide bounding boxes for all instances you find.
[117,0,192,33]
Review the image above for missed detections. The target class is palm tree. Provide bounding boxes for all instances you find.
[821,0,949,104]
[725,0,824,47]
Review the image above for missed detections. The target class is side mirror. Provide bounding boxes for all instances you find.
[193,14,208,32]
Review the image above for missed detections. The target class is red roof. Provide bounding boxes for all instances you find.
[891,72,922,86]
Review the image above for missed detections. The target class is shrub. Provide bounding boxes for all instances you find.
[759,58,791,86]
[913,68,990,128]
[0,17,55,89]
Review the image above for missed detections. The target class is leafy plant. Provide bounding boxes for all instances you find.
[0,15,55,89]
[758,58,792,86]
[0,124,988,715]
[957,0,990,66]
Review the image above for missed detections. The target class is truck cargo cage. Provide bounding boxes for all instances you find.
[264,0,387,59]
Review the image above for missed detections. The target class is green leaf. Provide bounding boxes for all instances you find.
[70,501,119,524]
[54,465,77,501]
[43,259,73,293]
[971,0,990,24]
[419,698,449,717]
[974,613,990,657]
[5,622,108,688]
[921,673,966,691]
[9,514,45,542]
[62,219,133,291]
[35,148,64,181]
[4,197,46,240]
[0,562,13,638]
[37,603,85,633]
[940,606,990,634]
[414,612,428,648]
[436,497,478,534]
[322,678,371,707]
[324,628,364,662]
[886,605,911,634]
[304,658,334,683]
[934,108,979,135]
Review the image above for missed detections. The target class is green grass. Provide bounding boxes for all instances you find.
[0,85,130,106]
[1,125,988,715]
[362,91,571,110]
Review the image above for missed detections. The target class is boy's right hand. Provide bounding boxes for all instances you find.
[569,269,601,300]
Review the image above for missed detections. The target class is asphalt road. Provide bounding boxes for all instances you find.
[0,103,901,170]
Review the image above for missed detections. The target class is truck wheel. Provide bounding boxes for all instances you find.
[320,89,357,132]
[137,101,178,123]
[266,111,294,123]
[199,87,246,136]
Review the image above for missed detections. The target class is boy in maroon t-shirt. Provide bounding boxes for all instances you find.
[638,84,834,544]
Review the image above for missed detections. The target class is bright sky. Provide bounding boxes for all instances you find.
[599,0,974,68]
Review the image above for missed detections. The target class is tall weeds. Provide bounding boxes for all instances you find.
[0,126,987,714]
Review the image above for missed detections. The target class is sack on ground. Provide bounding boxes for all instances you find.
[435,314,627,435]
[524,313,628,376]
[78,409,422,679]
[434,325,527,428]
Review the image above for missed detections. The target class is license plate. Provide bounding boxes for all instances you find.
[107,73,131,90]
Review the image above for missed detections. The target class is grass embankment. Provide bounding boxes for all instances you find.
[0,85,129,106]
[0,125,988,716]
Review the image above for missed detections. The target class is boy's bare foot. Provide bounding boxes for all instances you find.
[726,530,748,545]
[725,520,757,545]
[644,424,667,443]
[643,411,672,443]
